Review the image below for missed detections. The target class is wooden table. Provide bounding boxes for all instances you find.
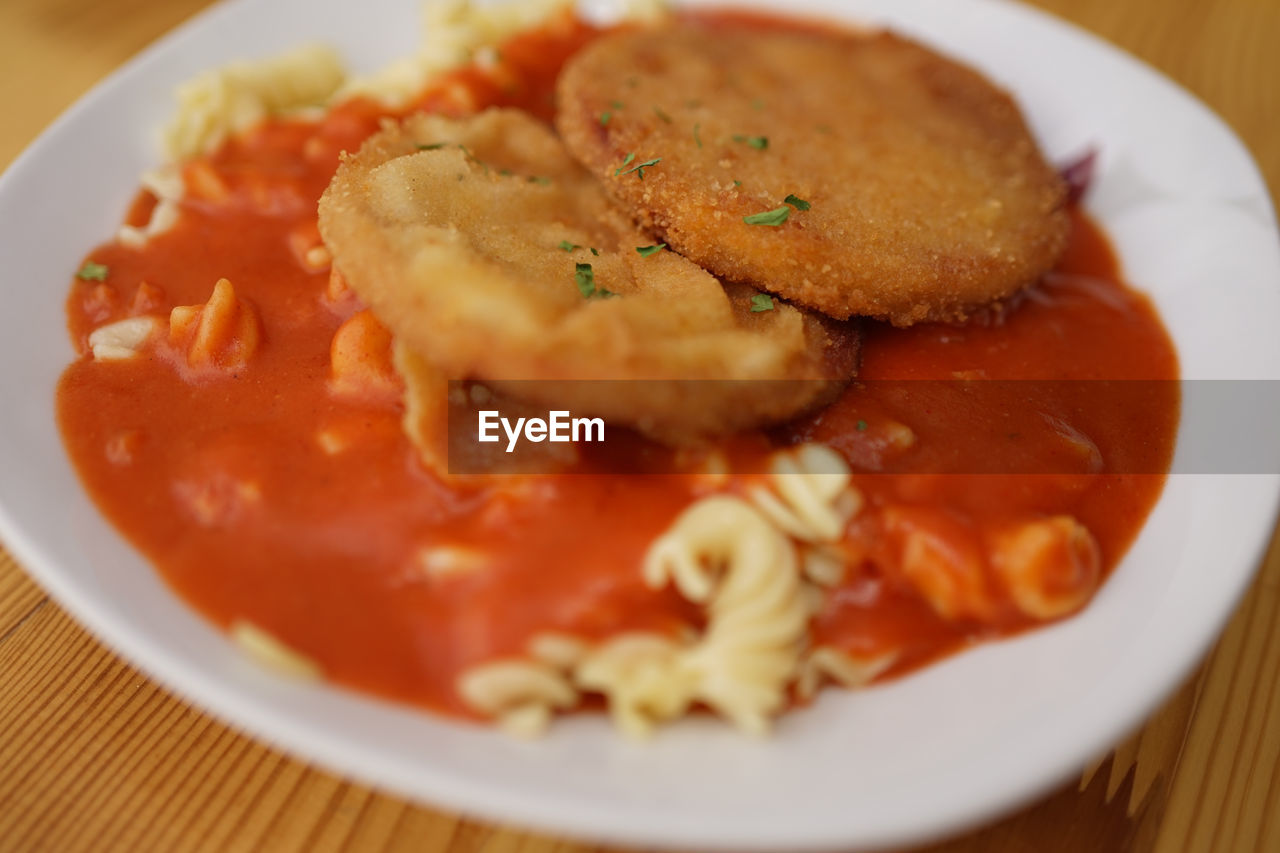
[2,0,1278,850]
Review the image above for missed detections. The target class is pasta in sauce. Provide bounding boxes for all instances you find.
[56,5,1177,736]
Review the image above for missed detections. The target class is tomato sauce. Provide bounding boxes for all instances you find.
[794,210,1177,672]
[56,12,1178,718]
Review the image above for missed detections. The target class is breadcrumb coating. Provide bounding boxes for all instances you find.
[319,109,859,442]
[556,22,1069,326]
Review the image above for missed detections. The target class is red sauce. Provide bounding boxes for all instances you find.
[794,210,1177,672]
[56,13,1178,717]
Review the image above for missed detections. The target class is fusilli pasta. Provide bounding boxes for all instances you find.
[232,620,322,680]
[457,659,578,737]
[163,44,346,161]
[748,444,861,544]
[88,316,161,361]
[643,496,810,735]
[456,443,874,738]
[796,646,897,701]
[574,632,694,737]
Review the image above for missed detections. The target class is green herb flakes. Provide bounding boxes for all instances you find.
[693,124,703,149]
[574,263,596,298]
[415,142,447,150]
[743,205,790,226]
[614,152,637,175]
[733,134,769,150]
[784,194,811,211]
[653,106,673,123]
[574,262,615,299]
[77,261,108,282]
[600,103,624,126]
[616,156,661,179]
[558,240,582,252]
[636,244,667,257]
[750,293,775,312]
[856,420,868,431]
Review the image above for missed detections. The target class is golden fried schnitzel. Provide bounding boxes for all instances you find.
[318,109,859,442]
[556,22,1069,326]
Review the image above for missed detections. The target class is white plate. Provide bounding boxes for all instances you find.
[1,0,1278,850]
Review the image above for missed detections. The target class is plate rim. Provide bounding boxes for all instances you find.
[1,0,1278,850]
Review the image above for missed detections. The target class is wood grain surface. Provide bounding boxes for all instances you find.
[2,0,1279,850]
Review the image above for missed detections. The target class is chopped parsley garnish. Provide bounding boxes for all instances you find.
[743,205,791,226]
[733,134,769,150]
[616,156,662,179]
[499,169,513,176]
[590,248,600,256]
[743,194,810,227]
[693,124,703,149]
[614,152,637,175]
[574,262,615,299]
[77,261,109,281]
[457,144,490,174]
[528,175,551,185]
[574,263,596,298]
[636,244,667,257]
[558,240,582,252]
[856,420,868,431]
[599,102,623,126]
[733,180,742,188]
[415,142,448,150]
[653,106,673,124]
[749,293,775,312]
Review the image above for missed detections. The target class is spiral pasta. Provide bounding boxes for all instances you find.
[163,44,346,161]
[231,620,322,681]
[574,633,694,738]
[748,444,862,544]
[643,496,810,735]
[456,443,877,738]
[339,0,672,107]
[456,658,578,737]
[87,316,161,362]
[796,646,897,701]
[118,167,184,248]
[168,278,262,372]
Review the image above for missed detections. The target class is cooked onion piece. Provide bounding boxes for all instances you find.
[319,108,859,442]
